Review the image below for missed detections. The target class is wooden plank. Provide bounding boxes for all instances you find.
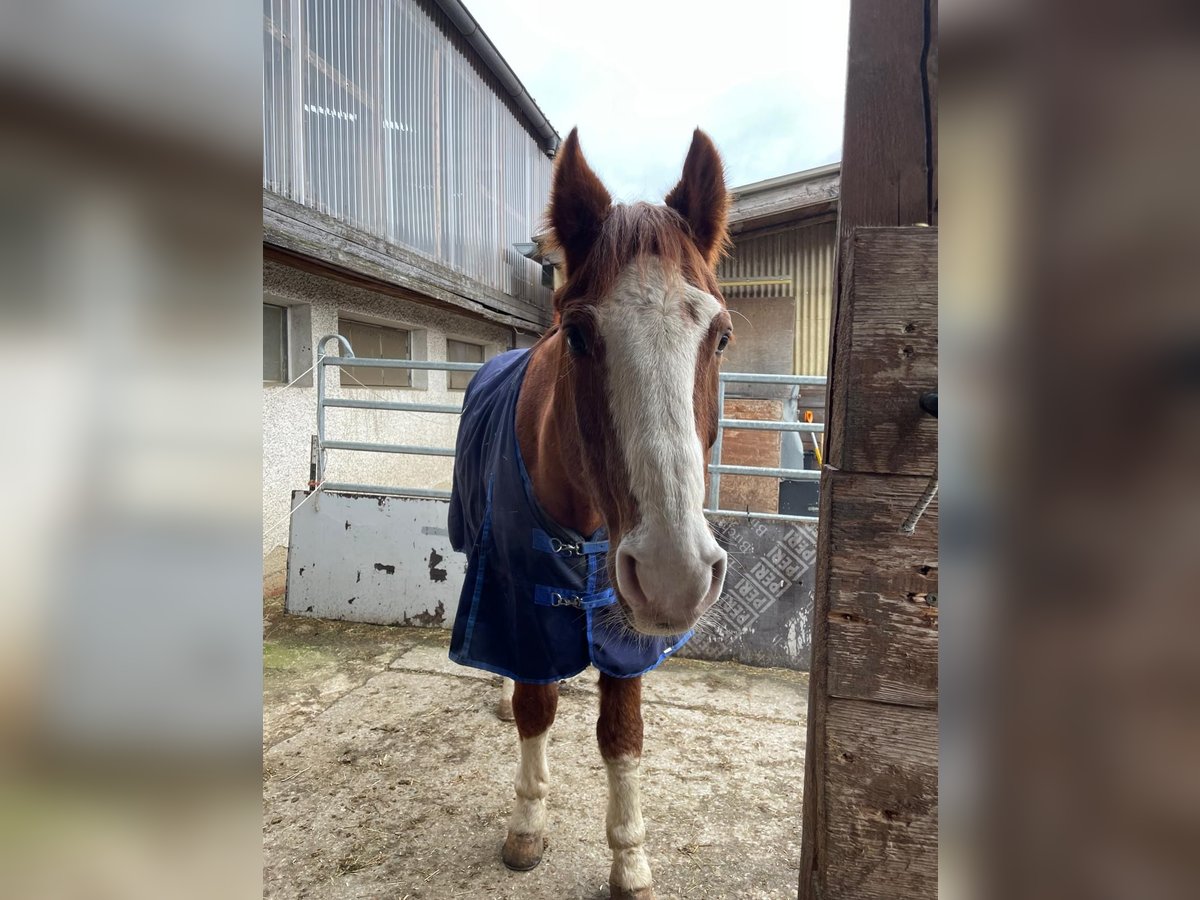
[824,471,938,708]
[925,2,938,226]
[263,246,547,335]
[837,0,937,233]
[822,698,938,900]
[827,227,937,476]
[263,190,552,330]
[823,0,937,449]
[802,4,939,899]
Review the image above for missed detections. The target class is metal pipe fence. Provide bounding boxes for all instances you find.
[704,371,825,524]
[312,335,825,520]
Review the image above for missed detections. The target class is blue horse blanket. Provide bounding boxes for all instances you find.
[447,348,692,683]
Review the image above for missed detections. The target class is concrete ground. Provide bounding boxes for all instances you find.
[263,595,809,899]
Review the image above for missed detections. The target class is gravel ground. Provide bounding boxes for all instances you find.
[263,597,809,899]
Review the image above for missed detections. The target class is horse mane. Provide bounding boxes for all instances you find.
[544,201,727,317]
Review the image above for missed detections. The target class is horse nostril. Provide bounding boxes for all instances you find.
[709,551,727,584]
[706,553,728,606]
[616,547,647,607]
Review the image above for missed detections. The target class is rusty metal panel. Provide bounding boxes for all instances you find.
[285,490,465,626]
[262,0,553,305]
[718,219,837,376]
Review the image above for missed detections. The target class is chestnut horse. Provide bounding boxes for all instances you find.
[449,128,732,900]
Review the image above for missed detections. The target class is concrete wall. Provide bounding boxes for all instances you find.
[263,259,515,558]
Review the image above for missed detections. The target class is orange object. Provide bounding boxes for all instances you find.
[803,410,814,423]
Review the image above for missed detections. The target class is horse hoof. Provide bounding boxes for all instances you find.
[502,831,545,871]
[496,697,515,721]
[609,884,655,900]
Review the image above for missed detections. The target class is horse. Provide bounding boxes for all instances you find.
[447,127,732,900]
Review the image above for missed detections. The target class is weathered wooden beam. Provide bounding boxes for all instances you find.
[802,227,938,899]
[264,246,547,336]
[822,697,939,899]
[263,189,552,331]
[824,470,939,709]
[826,226,938,476]
[837,0,938,234]
[801,3,938,894]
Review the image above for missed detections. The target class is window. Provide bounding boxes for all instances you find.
[263,303,288,383]
[447,339,485,390]
[338,318,411,388]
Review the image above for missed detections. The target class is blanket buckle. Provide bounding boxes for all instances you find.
[550,537,583,556]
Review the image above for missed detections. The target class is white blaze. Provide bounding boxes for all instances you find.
[597,260,718,526]
[596,259,726,626]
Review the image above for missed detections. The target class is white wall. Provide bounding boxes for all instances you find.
[262,260,514,557]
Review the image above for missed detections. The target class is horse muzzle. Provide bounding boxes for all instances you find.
[613,521,727,636]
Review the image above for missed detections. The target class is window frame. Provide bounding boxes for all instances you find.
[337,317,413,389]
[445,338,486,391]
[263,302,289,384]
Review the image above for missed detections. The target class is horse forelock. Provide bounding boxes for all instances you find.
[550,201,726,313]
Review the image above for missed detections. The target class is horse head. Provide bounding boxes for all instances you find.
[543,127,732,636]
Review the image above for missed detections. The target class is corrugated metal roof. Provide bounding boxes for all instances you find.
[718,219,837,376]
[428,0,561,156]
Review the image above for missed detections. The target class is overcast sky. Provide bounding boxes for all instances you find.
[464,0,850,201]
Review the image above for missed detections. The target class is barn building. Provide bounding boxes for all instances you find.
[715,164,840,515]
[261,0,560,578]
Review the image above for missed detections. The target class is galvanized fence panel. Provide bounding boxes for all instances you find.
[311,335,825,508]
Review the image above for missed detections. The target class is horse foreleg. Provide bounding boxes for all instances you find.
[503,681,558,871]
[597,672,654,900]
[496,676,515,721]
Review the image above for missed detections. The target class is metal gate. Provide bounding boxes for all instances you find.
[285,335,824,668]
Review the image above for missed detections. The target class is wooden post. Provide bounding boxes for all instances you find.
[799,1,938,898]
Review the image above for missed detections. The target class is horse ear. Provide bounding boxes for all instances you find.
[665,129,730,266]
[548,128,612,275]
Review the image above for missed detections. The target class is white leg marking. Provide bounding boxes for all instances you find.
[605,755,653,891]
[509,732,550,836]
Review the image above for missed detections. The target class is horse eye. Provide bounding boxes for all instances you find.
[716,331,731,355]
[564,324,588,357]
